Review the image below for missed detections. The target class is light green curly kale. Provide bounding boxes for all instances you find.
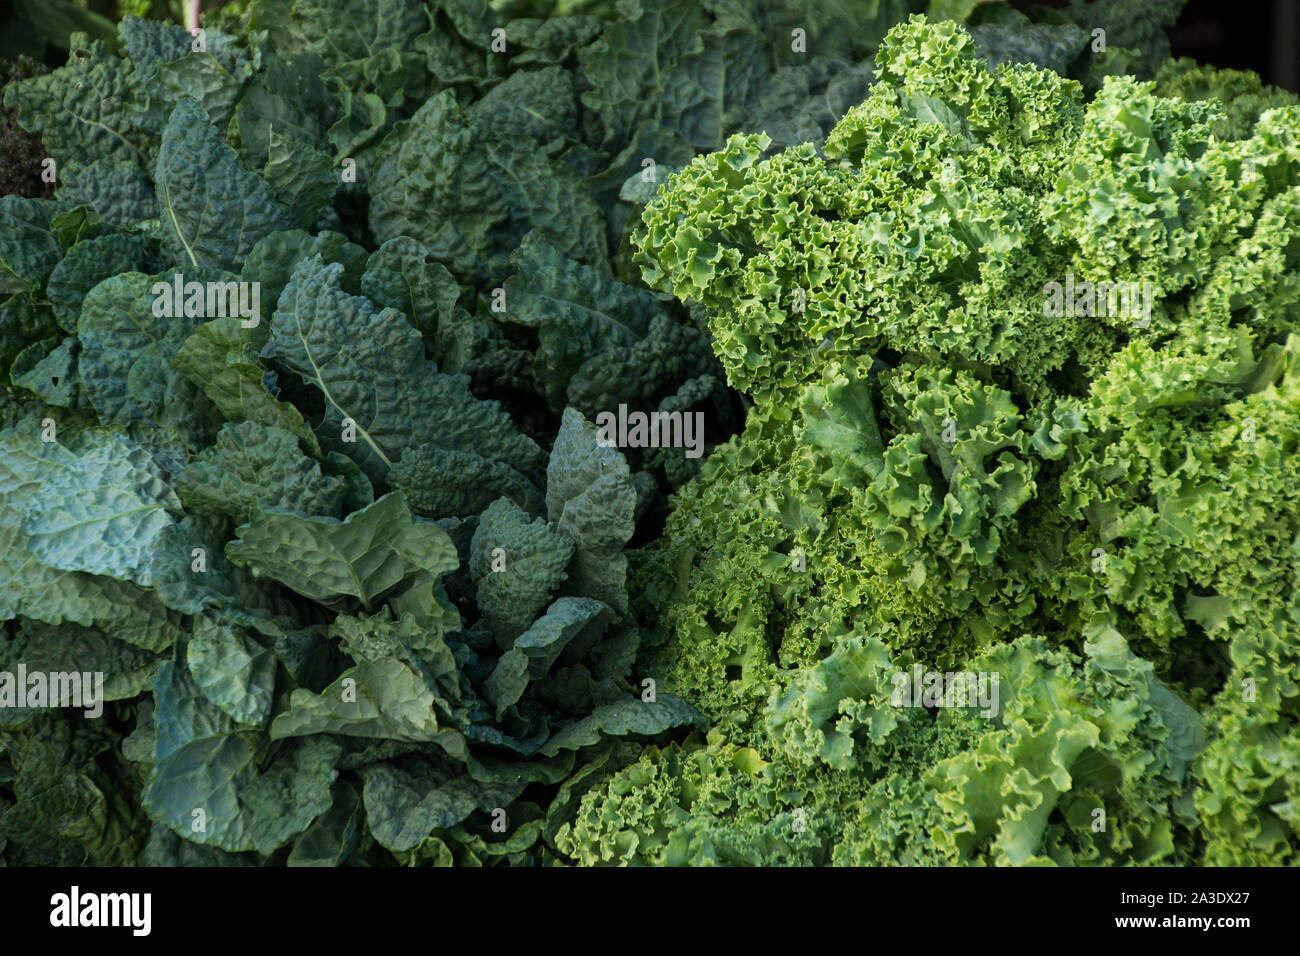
[604,15,1300,866]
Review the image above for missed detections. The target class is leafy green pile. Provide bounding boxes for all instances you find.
[0,0,1213,866]
[0,0,733,865]
[559,17,1300,866]
[0,0,1036,867]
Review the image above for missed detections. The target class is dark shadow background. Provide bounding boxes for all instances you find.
[1014,0,1299,92]
[1170,0,1298,92]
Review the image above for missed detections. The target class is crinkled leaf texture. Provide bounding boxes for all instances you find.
[226,492,458,612]
[267,256,541,483]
